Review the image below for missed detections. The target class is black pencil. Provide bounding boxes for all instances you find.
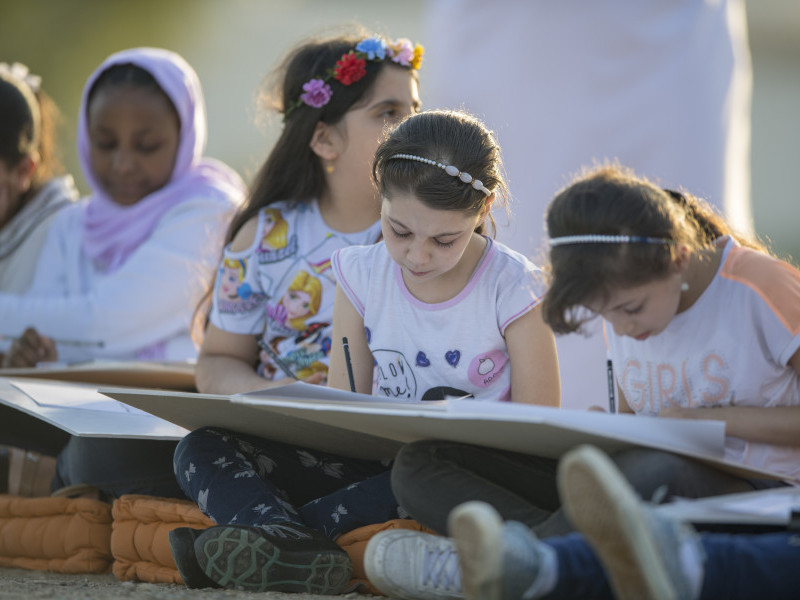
[607,359,616,413]
[342,337,356,393]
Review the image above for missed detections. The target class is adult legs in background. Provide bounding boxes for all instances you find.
[53,436,183,499]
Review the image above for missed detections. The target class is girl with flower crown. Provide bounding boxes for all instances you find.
[170,30,424,595]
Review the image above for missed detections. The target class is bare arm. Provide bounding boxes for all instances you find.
[617,386,635,414]
[656,347,800,446]
[328,285,373,394]
[195,323,295,394]
[506,305,560,406]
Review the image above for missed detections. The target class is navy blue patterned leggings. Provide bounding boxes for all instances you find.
[173,427,406,539]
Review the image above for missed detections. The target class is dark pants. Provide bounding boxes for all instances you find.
[546,530,800,600]
[0,404,70,456]
[53,436,184,500]
[391,441,770,537]
[173,427,404,540]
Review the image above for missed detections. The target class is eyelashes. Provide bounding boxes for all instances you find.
[390,227,456,248]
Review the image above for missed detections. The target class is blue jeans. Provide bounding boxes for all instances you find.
[173,427,404,539]
[545,531,800,599]
[53,436,184,499]
[391,441,772,537]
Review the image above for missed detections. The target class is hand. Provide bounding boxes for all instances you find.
[302,372,327,386]
[2,327,59,368]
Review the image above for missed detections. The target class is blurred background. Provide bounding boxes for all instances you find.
[2,0,799,258]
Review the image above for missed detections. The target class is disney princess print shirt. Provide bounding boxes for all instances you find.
[209,200,381,380]
[332,238,545,402]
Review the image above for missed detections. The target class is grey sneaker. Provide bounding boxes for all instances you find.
[558,445,704,600]
[448,502,556,600]
[364,530,463,600]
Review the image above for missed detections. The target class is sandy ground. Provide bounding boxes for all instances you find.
[0,568,385,600]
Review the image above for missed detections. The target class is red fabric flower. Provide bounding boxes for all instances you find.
[333,52,367,86]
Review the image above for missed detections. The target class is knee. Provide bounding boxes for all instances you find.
[174,427,225,468]
[391,440,452,502]
[609,448,687,496]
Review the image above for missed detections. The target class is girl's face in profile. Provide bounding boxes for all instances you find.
[87,83,180,206]
[586,273,685,341]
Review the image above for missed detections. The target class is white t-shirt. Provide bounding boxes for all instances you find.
[209,199,381,380]
[608,237,800,482]
[332,238,545,402]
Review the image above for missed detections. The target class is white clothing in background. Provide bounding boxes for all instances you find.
[0,191,236,361]
[423,0,753,409]
[0,175,78,293]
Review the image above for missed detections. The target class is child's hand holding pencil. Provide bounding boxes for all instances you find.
[1,327,61,368]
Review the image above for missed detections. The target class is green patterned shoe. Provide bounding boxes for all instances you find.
[194,523,352,593]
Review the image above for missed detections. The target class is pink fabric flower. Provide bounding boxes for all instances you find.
[388,38,415,67]
[300,78,333,108]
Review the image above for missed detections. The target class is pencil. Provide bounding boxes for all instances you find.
[257,338,297,380]
[0,334,104,347]
[607,359,616,413]
[342,337,356,393]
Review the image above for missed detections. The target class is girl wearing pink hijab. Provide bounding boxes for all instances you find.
[0,47,244,367]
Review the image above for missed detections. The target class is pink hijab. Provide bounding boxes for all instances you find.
[78,47,244,273]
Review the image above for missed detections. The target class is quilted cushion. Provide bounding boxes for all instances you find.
[0,494,112,573]
[111,494,214,584]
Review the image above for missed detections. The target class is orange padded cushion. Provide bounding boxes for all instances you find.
[111,494,214,584]
[0,494,112,573]
[110,494,432,593]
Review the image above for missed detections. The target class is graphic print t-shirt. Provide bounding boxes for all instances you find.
[607,236,800,482]
[210,200,381,380]
[333,238,545,402]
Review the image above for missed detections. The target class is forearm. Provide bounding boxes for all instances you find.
[194,354,280,394]
[665,405,800,447]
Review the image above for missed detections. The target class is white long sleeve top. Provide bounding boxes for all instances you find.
[0,191,236,362]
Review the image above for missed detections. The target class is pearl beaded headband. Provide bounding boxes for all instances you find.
[389,153,492,197]
[548,235,674,247]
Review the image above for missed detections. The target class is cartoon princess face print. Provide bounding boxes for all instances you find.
[282,289,313,321]
[259,208,289,251]
[218,259,245,301]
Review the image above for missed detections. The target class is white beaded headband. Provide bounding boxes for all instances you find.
[389,153,492,197]
[548,235,674,247]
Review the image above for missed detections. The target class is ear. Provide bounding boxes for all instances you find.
[671,243,691,274]
[479,193,495,220]
[309,121,342,162]
[11,154,37,195]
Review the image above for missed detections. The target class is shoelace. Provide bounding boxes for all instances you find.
[422,544,462,592]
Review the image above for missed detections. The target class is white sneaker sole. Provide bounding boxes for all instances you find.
[558,445,678,600]
[448,502,504,600]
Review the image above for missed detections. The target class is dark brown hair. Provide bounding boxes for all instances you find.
[0,70,64,197]
[226,29,418,245]
[192,29,419,342]
[372,109,507,236]
[542,164,765,334]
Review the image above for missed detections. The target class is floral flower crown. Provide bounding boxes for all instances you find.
[283,36,424,119]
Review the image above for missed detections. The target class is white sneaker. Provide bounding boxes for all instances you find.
[448,502,555,600]
[558,445,704,600]
[364,530,463,600]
